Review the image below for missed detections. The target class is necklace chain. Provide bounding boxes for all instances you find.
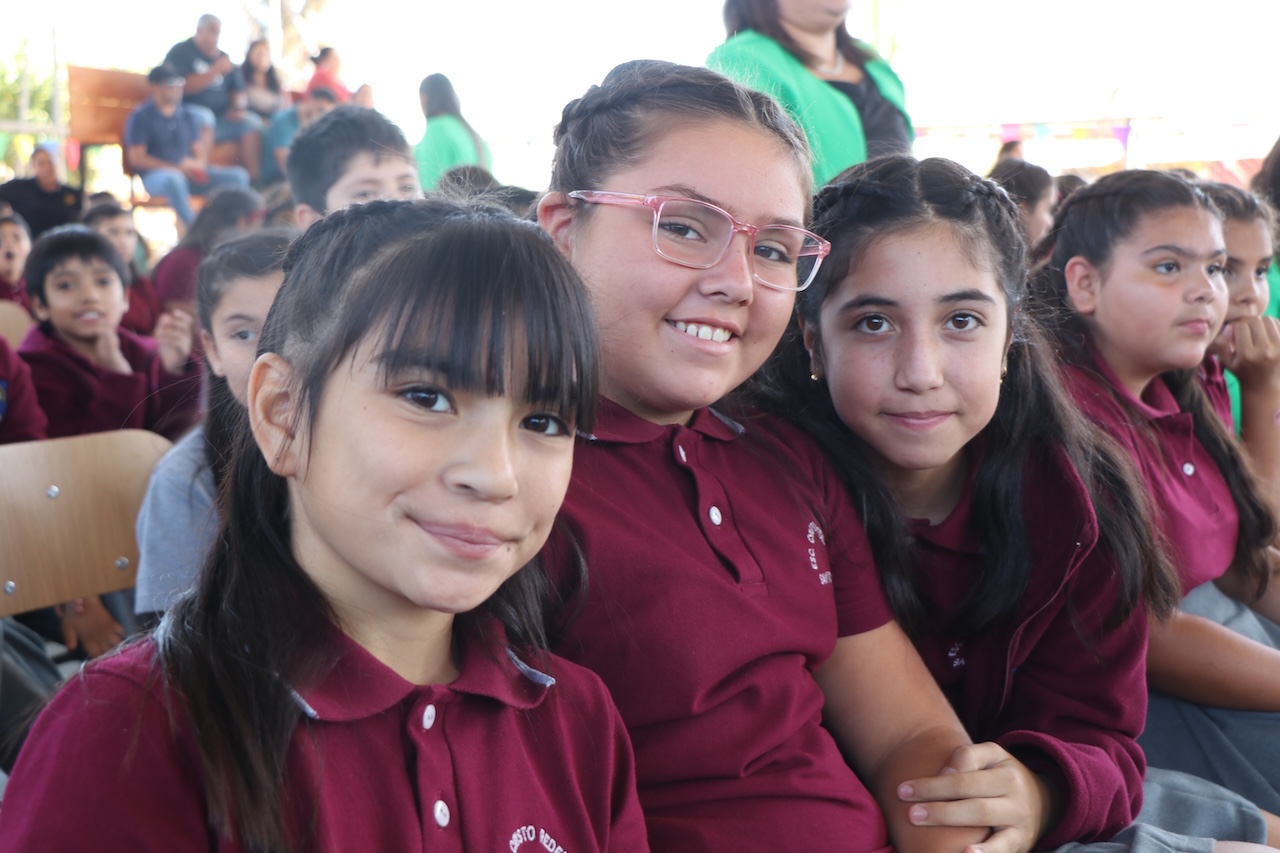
[812,50,845,76]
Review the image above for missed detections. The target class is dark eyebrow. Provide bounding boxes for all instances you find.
[1141,244,1227,260]
[940,289,998,305]
[835,294,897,315]
[836,289,997,315]
[219,312,261,325]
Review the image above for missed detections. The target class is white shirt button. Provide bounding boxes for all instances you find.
[1182,462,1195,476]
[422,704,436,730]
[678,445,687,463]
[709,506,723,525]
[433,800,450,827]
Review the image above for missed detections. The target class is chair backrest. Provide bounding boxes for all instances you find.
[67,66,151,148]
[0,302,33,348]
[0,430,173,617]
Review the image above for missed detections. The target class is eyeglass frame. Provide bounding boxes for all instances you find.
[566,190,831,292]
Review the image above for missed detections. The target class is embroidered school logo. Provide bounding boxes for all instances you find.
[0,379,8,422]
[507,823,570,853]
[806,521,831,585]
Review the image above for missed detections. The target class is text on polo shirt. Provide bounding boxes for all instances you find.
[807,521,832,585]
[508,824,569,853]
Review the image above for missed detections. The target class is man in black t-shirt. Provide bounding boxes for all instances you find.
[163,14,262,182]
[0,148,82,238]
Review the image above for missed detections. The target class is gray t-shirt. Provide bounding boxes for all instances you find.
[134,426,217,615]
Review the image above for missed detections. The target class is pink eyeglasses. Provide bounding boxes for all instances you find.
[568,190,830,292]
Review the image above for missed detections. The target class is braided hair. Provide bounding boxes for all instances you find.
[549,59,812,203]
[750,156,1177,638]
[1029,170,1275,601]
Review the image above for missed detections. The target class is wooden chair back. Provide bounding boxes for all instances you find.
[67,66,152,148]
[0,430,172,617]
[0,302,33,347]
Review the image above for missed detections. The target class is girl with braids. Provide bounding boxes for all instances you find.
[538,59,1039,853]
[133,229,294,624]
[753,155,1273,850]
[0,199,648,852]
[1028,170,1280,820]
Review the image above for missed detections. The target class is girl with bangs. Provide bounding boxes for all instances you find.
[0,199,648,852]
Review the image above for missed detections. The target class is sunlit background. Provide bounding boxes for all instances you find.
[6,0,1279,190]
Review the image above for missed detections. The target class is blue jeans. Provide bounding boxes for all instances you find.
[139,165,250,225]
[186,104,263,143]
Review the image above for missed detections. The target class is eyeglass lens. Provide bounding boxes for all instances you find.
[653,199,819,290]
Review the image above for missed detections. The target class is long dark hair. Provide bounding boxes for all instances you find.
[550,59,811,201]
[194,228,295,493]
[723,0,872,67]
[752,156,1178,639]
[177,187,263,254]
[157,198,600,851]
[242,39,282,94]
[1028,169,1275,600]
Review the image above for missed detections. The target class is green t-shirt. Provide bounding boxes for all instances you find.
[415,114,491,191]
[707,30,911,187]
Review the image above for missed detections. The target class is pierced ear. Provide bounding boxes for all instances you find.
[799,315,825,379]
[247,353,299,477]
[536,191,576,256]
[1063,256,1101,315]
[201,330,226,377]
[294,203,323,231]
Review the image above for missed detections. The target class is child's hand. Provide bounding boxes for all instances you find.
[91,326,132,375]
[897,742,1055,853]
[1219,316,1280,392]
[57,596,125,659]
[154,309,194,375]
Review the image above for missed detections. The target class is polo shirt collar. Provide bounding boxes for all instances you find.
[293,625,555,722]
[582,396,744,444]
[1086,341,1182,421]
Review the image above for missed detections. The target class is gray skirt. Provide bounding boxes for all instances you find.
[1140,580,1280,815]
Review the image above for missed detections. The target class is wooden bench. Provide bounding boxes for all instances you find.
[66,65,235,211]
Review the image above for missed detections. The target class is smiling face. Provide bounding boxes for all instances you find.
[0,222,30,283]
[1066,205,1227,397]
[544,119,808,425]
[203,271,284,405]
[1218,216,1273,330]
[33,255,128,353]
[264,337,577,629]
[811,222,1009,507]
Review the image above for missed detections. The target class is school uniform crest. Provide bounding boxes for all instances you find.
[0,379,8,422]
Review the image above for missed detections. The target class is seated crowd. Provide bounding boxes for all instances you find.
[2,6,1280,853]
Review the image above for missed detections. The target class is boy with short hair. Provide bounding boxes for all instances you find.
[0,213,33,310]
[17,227,199,440]
[285,105,420,229]
[82,203,161,336]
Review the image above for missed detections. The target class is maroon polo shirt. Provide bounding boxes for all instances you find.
[0,335,46,443]
[18,324,199,441]
[0,276,29,312]
[121,273,162,336]
[0,632,649,851]
[545,399,894,852]
[907,447,1147,849]
[1063,358,1239,593]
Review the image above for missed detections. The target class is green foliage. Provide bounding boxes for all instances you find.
[0,49,59,173]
